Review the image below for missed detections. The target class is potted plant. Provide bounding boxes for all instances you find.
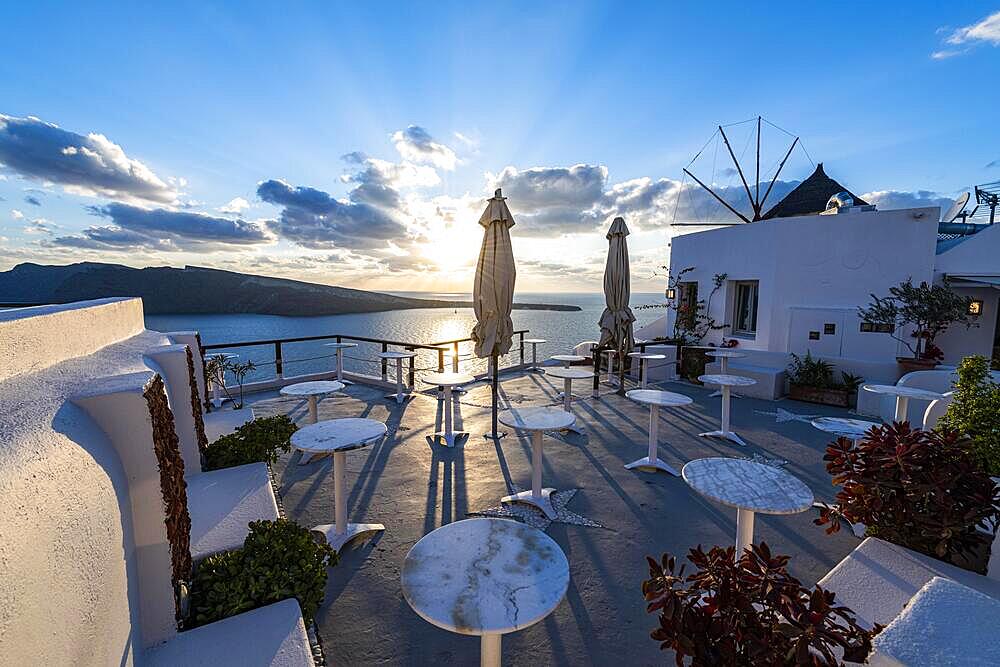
[857,278,975,374]
[205,355,256,410]
[786,351,863,407]
[816,422,1000,570]
[188,518,336,628]
[936,355,1000,476]
[642,542,876,665]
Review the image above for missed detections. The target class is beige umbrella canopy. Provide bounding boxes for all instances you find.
[471,188,516,437]
[598,216,636,391]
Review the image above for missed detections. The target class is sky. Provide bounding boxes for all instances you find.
[1,2,999,293]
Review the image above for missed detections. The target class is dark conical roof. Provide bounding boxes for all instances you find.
[760,163,868,220]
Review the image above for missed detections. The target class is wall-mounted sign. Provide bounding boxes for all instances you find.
[808,331,820,340]
[824,323,836,335]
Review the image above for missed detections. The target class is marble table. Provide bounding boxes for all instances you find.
[862,383,946,423]
[542,367,592,435]
[422,371,475,447]
[523,338,547,372]
[380,350,418,404]
[627,352,666,389]
[625,389,693,476]
[811,416,881,442]
[551,354,585,367]
[498,407,576,518]
[401,518,569,667]
[705,349,747,397]
[291,418,387,551]
[697,374,757,446]
[324,342,358,384]
[682,457,814,557]
[206,352,238,408]
[280,380,346,465]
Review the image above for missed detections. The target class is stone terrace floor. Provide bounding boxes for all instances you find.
[247,368,864,666]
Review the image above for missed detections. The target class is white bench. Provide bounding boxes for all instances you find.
[705,350,788,400]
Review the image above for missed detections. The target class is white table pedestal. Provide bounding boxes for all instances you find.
[561,379,584,434]
[501,430,557,519]
[603,350,617,386]
[335,347,353,385]
[432,385,468,447]
[709,355,744,398]
[699,385,747,446]
[314,450,385,552]
[384,357,413,404]
[211,380,230,409]
[481,634,501,667]
[625,404,679,476]
[735,507,755,557]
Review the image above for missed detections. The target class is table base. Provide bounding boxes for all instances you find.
[709,389,741,399]
[430,431,469,448]
[698,429,748,446]
[624,456,679,476]
[313,522,385,553]
[501,488,557,520]
[384,391,414,404]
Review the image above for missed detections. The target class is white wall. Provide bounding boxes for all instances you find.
[0,297,145,382]
[0,299,171,665]
[667,207,940,368]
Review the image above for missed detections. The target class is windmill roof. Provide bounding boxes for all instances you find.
[761,163,868,220]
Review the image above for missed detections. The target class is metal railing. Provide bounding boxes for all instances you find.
[201,330,530,388]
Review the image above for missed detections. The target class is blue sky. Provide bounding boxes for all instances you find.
[1,2,999,292]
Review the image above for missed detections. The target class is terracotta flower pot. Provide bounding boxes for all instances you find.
[896,357,938,375]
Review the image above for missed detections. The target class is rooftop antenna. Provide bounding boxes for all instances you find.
[941,191,970,223]
[681,116,801,223]
[974,181,1000,225]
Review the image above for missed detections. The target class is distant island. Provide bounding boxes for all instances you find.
[0,262,581,316]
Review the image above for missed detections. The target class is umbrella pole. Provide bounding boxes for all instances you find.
[617,340,626,396]
[486,353,506,439]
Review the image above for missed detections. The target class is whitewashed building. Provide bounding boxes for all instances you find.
[662,165,1000,401]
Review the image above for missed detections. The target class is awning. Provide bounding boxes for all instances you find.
[946,275,1000,289]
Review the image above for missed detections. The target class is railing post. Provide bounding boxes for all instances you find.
[437,348,445,373]
[452,342,459,372]
[275,342,283,379]
[381,342,388,381]
[407,348,415,388]
[519,332,525,367]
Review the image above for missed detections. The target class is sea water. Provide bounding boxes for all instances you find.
[145,292,665,382]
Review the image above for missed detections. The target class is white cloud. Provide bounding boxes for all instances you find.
[11,209,24,220]
[217,197,250,214]
[946,11,1000,45]
[24,218,57,235]
[391,125,457,171]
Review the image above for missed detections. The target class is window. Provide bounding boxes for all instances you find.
[677,281,698,329]
[733,281,758,335]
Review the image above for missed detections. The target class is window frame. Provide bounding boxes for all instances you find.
[732,280,759,336]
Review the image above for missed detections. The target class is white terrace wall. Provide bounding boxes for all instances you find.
[0,298,171,665]
[667,207,940,367]
[0,297,145,382]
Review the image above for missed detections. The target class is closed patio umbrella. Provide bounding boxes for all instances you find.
[598,216,636,394]
[471,188,517,438]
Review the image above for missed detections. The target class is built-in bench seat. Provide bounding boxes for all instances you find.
[188,462,280,560]
[146,599,312,667]
[705,353,788,400]
[818,537,1000,632]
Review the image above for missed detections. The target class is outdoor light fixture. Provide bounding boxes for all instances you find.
[969,299,984,316]
[666,288,676,300]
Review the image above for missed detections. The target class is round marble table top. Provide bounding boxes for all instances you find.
[498,406,576,432]
[401,518,570,636]
[422,371,475,387]
[698,374,757,387]
[279,380,346,397]
[550,354,586,363]
[811,417,881,439]
[682,457,814,515]
[291,418,387,454]
[543,367,593,380]
[705,349,747,359]
[627,352,666,360]
[380,350,417,360]
[523,338,547,344]
[861,384,945,401]
[323,342,358,349]
[626,389,693,407]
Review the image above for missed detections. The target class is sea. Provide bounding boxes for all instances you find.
[145,292,666,382]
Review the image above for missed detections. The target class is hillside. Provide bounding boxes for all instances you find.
[0,263,580,315]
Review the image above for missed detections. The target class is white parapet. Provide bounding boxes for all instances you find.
[144,344,204,474]
[166,331,207,411]
[0,297,145,382]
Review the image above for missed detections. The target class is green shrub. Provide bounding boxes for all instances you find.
[203,415,297,471]
[188,518,337,627]
[937,355,1000,475]
[787,351,861,391]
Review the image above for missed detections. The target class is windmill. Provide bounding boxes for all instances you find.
[673,116,806,226]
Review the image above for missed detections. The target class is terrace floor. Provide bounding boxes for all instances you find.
[247,368,864,666]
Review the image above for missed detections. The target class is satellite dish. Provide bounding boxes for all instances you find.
[942,192,970,223]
